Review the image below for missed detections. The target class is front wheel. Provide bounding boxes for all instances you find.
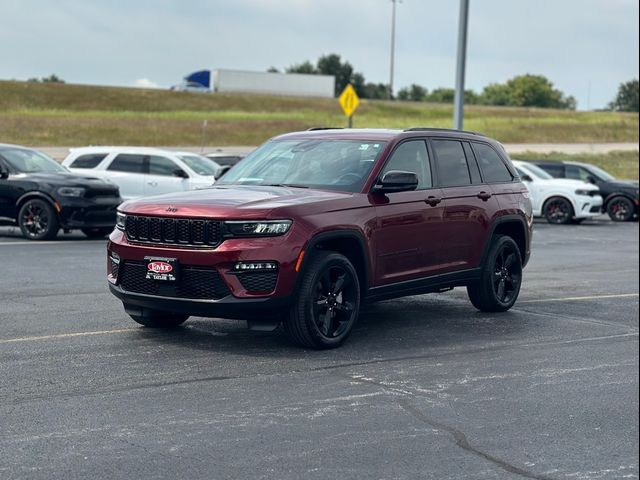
[543,196,574,224]
[606,196,634,222]
[467,235,522,312]
[18,199,59,240]
[125,304,189,328]
[283,251,360,349]
[81,227,113,238]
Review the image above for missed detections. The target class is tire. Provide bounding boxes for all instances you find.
[18,199,59,240]
[81,227,113,238]
[467,235,523,312]
[606,196,634,222]
[125,305,189,328]
[543,196,574,224]
[572,218,585,224]
[283,251,360,349]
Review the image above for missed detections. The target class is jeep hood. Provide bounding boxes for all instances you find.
[119,185,355,218]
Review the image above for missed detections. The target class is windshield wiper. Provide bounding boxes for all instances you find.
[264,183,309,189]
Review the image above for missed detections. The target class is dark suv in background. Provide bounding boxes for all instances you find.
[108,128,533,349]
[0,144,121,240]
[534,160,639,222]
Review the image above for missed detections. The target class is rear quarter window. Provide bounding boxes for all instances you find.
[70,154,107,169]
[107,154,146,174]
[472,143,513,183]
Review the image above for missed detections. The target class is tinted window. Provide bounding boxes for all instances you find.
[432,140,471,187]
[381,140,432,189]
[148,156,178,176]
[473,143,513,183]
[463,143,482,183]
[566,165,592,182]
[539,163,564,178]
[70,154,106,169]
[108,154,146,174]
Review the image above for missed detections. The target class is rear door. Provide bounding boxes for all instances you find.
[145,155,189,196]
[372,139,446,285]
[105,154,147,199]
[431,139,501,273]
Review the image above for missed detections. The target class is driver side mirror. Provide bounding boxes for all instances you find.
[586,175,597,184]
[173,168,189,179]
[373,170,419,193]
[214,165,232,180]
[521,174,533,182]
[0,164,9,180]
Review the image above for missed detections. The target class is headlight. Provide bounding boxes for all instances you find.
[574,189,593,196]
[116,212,127,230]
[225,220,292,237]
[57,187,86,197]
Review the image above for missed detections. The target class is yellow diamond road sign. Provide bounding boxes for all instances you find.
[339,84,360,117]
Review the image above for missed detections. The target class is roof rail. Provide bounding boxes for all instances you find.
[403,127,485,136]
[306,127,344,131]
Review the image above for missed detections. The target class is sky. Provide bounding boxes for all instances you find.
[0,0,638,110]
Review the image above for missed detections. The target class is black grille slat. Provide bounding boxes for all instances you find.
[118,261,231,299]
[237,272,278,293]
[124,215,222,247]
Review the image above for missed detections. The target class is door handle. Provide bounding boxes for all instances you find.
[477,191,492,201]
[425,196,442,207]
[147,181,158,186]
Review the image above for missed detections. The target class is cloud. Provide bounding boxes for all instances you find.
[133,78,160,89]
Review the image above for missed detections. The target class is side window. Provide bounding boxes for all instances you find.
[148,156,179,176]
[432,140,471,187]
[541,163,564,178]
[70,154,106,169]
[107,154,146,174]
[381,140,432,189]
[566,165,591,181]
[472,143,513,183]
[462,143,482,184]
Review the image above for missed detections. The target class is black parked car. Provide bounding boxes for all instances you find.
[533,160,639,222]
[0,144,122,240]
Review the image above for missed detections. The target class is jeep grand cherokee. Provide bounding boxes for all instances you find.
[108,128,532,349]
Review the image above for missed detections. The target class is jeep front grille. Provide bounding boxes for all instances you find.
[125,215,222,247]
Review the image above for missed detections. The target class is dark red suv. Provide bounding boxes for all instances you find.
[108,128,532,348]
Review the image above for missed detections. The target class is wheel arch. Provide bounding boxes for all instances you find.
[540,193,576,214]
[15,191,59,215]
[603,192,636,208]
[297,229,371,294]
[481,215,529,268]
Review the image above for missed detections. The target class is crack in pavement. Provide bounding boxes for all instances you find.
[346,374,557,480]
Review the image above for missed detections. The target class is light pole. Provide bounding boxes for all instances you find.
[453,0,469,130]
[389,0,400,99]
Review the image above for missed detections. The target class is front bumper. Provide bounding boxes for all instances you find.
[58,196,121,229]
[574,194,603,219]
[107,228,306,320]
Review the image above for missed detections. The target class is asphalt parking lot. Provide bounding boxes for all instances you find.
[0,218,638,480]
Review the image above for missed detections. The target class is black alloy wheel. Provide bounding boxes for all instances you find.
[606,196,634,222]
[284,251,360,349]
[18,199,59,240]
[467,235,522,312]
[544,197,573,224]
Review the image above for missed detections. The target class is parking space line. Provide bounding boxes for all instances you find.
[520,293,639,303]
[0,328,137,345]
[0,240,104,246]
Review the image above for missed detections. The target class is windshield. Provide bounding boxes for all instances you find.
[178,154,220,176]
[519,162,553,180]
[1,148,68,174]
[585,164,615,182]
[217,139,387,192]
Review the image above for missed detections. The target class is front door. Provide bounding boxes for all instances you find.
[372,139,446,285]
[145,155,189,196]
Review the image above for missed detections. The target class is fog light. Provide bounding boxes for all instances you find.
[110,251,120,264]
[234,261,278,271]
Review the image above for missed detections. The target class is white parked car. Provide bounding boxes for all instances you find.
[512,160,602,224]
[62,147,223,200]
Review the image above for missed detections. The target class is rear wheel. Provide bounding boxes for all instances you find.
[543,196,574,224]
[467,235,522,312]
[18,199,59,240]
[124,304,189,328]
[81,227,113,238]
[606,196,634,222]
[283,251,360,349]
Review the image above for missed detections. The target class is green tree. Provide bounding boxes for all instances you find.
[397,84,428,101]
[41,74,64,83]
[480,83,510,105]
[609,79,639,112]
[425,88,455,103]
[286,61,317,74]
[267,66,280,73]
[316,54,356,96]
[363,82,391,100]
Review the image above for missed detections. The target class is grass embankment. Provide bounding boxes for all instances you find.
[516,151,639,180]
[1,80,638,146]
